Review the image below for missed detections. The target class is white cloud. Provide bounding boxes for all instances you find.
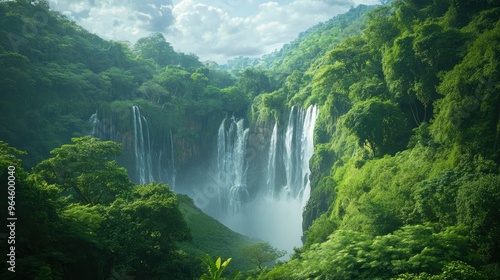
[165,0,357,63]
[48,0,174,42]
[48,0,379,63]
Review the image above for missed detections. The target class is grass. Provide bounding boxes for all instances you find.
[177,194,256,273]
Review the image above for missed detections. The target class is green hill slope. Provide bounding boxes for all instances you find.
[178,195,255,273]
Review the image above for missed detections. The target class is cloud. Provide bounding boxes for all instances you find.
[130,0,175,32]
[48,0,174,41]
[165,0,355,63]
[48,0,378,63]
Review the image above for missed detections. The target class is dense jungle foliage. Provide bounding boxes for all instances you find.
[1,0,500,279]
[249,0,500,279]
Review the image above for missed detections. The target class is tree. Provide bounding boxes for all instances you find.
[431,24,500,160]
[221,86,249,114]
[0,141,87,279]
[410,169,460,226]
[241,242,286,270]
[33,136,133,205]
[237,68,273,97]
[344,99,409,157]
[457,174,500,266]
[102,182,193,279]
[382,34,428,124]
[133,33,177,67]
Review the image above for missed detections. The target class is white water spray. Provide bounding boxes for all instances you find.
[203,106,318,256]
[215,117,250,213]
[254,105,318,254]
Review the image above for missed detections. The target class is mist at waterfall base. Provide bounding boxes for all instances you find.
[90,105,319,256]
[193,105,319,256]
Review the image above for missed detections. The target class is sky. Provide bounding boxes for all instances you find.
[47,0,380,64]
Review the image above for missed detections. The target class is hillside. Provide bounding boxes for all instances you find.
[223,5,376,74]
[178,194,254,273]
[250,0,500,279]
[258,4,377,73]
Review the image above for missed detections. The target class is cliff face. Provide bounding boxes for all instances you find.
[89,103,224,187]
[246,119,274,196]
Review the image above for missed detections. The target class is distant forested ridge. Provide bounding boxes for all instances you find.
[1,0,500,279]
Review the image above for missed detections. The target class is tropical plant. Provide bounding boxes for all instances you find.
[199,255,239,280]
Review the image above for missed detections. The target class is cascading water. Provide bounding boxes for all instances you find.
[299,105,318,207]
[133,106,154,184]
[252,105,318,255]
[90,104,318,256]
[87,107,177,190]
[215,117,250,213]
[266,121,278,197]
[89,110,99,137]
[89,110,117,141]
[200,105,318,257]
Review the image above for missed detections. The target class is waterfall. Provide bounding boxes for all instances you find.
[260,105,318,253]
[89,110,99,137]
[90,104,318,257]
[170,129,176,190]
[87,107,178,189]
[196,105,318,257]
[133,106,154,184]
[215,117,250,213]
[266,121,278,197]
[282,106,318,199]
[283,107,295,197]
[299,105,318,207]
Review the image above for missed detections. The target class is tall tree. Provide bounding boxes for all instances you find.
[344,99,409,157]
[241,242,286,270]
[33,136,133,205]
[134,33,178,68]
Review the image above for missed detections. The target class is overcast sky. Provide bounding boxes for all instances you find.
[47,0,380,64]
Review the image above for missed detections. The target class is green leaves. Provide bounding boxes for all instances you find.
[410,169,460,225]
[344,99,409,157]
[457,174,500,264]
[22,137,196,278]
[200,255,239,280]
[241,242,286,270]
[102,182,192,278]
[133,33,179,68]
[262,224,477,280]
[33,136,133,205]
[432,24,500,160]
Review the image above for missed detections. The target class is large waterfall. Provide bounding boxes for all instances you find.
[201,105,319,255]
[89,104,319,255]
[131,106,178,187]
[256,105,318,254]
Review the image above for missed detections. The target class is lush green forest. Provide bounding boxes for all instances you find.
[250,0,500,279]
[1,0,500,279]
